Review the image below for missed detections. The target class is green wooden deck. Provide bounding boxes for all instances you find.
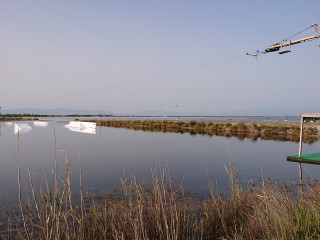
[287,152,320,165]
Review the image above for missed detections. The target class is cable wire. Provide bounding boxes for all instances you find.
[280,25,312,43]
[255,58,286,109]
[35,54,247,105]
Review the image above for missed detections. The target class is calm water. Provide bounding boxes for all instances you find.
[0,118,320,206]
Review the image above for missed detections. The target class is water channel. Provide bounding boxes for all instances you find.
[1,118,319,207]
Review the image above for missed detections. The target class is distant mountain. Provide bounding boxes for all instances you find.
[2,108,113,115]
[2,105,319,116]
[131,110,202,116]
[214,106,320,116]
[129,105,320,116]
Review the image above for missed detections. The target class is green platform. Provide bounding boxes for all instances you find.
[287,152,320,165]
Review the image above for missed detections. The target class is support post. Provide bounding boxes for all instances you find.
[298,116,303,158]
[298,115,304,193]
[299,162,303,192]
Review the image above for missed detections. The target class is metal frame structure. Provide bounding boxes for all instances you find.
[247,23,320,57]
[296,113,320,190]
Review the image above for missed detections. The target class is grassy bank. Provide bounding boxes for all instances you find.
[0,116,38,122]
[84,119,320,143]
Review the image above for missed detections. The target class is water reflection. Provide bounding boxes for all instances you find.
[65,126,96,134]
[1,120,320,207]
[105,125,319,144]
[33,121,49,127]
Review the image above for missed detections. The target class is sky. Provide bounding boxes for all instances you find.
[1,1,320,114]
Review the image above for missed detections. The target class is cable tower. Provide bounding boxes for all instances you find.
[247,23,320,57]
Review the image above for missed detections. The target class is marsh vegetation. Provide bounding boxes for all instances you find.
[86,119,320,143]
[2,155,320,239]
[1,119,320,239]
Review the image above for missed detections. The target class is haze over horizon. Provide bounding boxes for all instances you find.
[2,105,320,117]
[1,1,320,115]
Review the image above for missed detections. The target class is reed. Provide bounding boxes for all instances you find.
[3,130,320,239]
[4,162,320,239]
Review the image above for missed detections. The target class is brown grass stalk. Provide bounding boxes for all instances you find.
[5,130,320,239]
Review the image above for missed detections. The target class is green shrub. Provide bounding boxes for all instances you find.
[304,127,317,136]
[189,121,197,126]
[291,127,301,135]
[283,204,320,239]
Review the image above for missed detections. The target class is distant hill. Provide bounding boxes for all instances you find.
[131,110,201,116]
[2,105,319,116]
[2,108,113,115]
[213,106,320,116]
[130,105,320,116]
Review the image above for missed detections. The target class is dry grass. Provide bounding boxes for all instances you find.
[3,158,320,239]
[3,126,320,239]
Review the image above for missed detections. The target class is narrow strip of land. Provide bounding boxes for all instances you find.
[84,119,320,143]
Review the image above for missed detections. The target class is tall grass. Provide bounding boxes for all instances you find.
[3,134,320,239]
[3,160,320,239]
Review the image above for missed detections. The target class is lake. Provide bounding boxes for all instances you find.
[0,118,319,207]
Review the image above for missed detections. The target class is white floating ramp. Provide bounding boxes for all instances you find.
[14,123,32,134]
[64,121,96,134]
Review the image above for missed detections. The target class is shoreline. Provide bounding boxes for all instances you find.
[84,119,320,143]
[0,117,38,122]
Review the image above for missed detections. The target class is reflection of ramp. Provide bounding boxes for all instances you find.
[14,123,32,134]
[34,121,49,127]
[65,121,96,129]
[65,127,96,134]
[64,121,96,134]
[287,152,320,165]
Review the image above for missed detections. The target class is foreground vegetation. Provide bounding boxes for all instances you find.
[85,119,320,143]
[2,157,320,239]
[2,119,320,239]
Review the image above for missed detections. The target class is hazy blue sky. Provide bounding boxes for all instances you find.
[1,1,319,114]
